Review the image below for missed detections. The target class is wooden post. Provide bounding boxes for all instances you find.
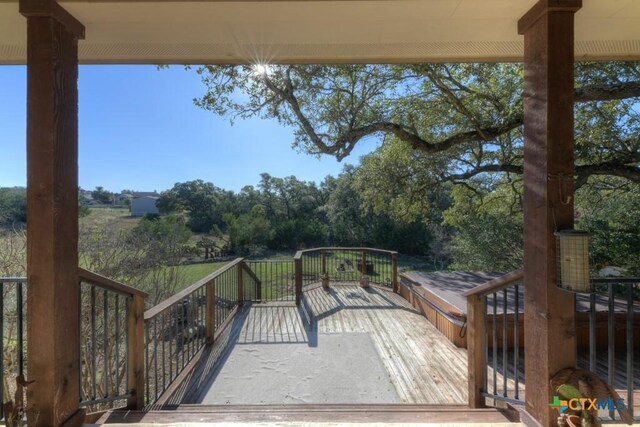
[467,295,487,408]
[20,2,85,425]
[294,257,302,305]
[321,250,327,275]
[391,253,398,293]
[518,1,581,425]
[237,262,244,307]
[361,250,367,275]
[206,280,215,344]
[127,295,146,410]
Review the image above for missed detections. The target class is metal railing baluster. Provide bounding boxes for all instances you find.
[514,284,519,400]
[608,284,615,420]
[103,290,109,397]
[626,283,634,419]
[589,290,596,373]
[17,282,24,377]
[91,285,97,400]
[492,292,497,396]
[502,289,507,397]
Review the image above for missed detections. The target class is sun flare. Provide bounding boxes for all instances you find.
[252,63,270,76]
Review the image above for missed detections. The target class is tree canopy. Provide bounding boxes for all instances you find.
[190,61,640,271]
[194,62,640,209]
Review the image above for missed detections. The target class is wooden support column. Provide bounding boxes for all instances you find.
[127,295,146,410]
[294,257,302,305]
[237,261,244,307]
[391,252,398,293]
[518,1,581,426]
[19,1,85,426]
[467,294,486,408]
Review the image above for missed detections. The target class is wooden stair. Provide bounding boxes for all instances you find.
[96,404,522,425]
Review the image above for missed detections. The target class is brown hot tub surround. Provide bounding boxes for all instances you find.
[399,270,640,350]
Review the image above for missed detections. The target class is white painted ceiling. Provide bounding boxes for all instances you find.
[1,0,639,64]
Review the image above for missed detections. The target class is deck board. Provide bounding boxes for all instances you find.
[171,284,469,405]
[157,282,638,417]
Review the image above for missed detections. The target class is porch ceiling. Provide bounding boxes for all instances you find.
[1,0,640,64]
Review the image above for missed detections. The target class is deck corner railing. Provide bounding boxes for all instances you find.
[78,268,148,412]
[294,247,398,296]
[463,269,524,409]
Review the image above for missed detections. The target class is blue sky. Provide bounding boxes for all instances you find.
[0,65,378,193]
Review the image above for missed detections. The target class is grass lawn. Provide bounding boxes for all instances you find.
[81,207,140,230]
[179,261,231,287]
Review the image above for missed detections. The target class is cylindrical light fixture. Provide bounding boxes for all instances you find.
[555,230,591,293]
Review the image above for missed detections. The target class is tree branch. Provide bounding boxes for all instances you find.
[442,164,524,182]
[442,161,639,189]
[575,81,640,102]
[575,163,640,188]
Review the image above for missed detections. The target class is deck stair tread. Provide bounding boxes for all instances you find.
[97,404,522,425]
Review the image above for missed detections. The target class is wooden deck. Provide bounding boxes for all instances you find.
[161,283,469,406]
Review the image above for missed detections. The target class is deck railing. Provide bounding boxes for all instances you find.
[142,258,247,405]
[0,247,400,412]
[0,277,26,420]
[244,260,295,302]
[465,271,639,421]
[78,268,148,411]
[0,272,148,417]
[294,247,398,295]
[463,269,524,408]
[582,278,638,420]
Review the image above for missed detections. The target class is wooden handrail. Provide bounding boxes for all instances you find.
[294,247,398,260]
[462,269,523,299]
[242,263,261,286]
[144,257,243,320]
[0,277,27,283]
[464,268,523,409]
[78,267,148,298]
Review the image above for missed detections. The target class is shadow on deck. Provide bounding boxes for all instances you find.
[160,283,470,406]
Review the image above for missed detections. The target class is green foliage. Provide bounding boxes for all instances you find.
[190,62,639,272]
[0,187,26,227]
[225,211,273,257]
[192,62,639,189]
[91,186,114,204]
[576,178,640,275]
[557,384,584,401]
[157,180,234,232]
[443,183,524,271]
[78,201,91,218]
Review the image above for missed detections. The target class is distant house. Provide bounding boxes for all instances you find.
[79,191,96,205]
[130,192,160,216]
[112,193,133,206]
